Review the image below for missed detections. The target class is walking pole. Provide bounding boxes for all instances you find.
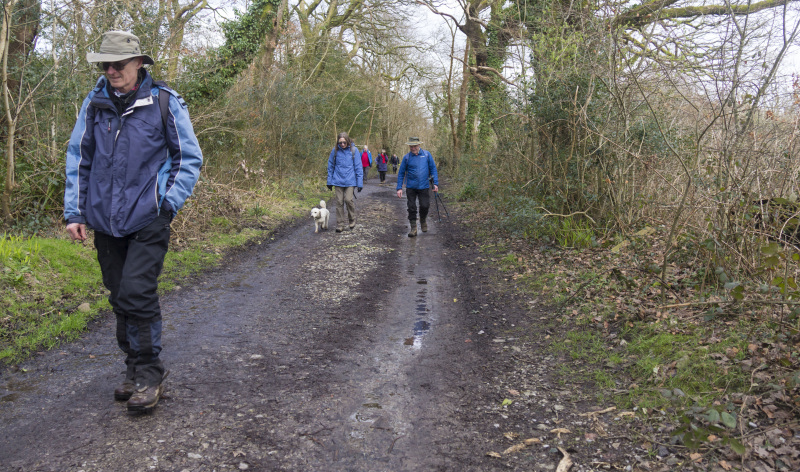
[434,190,449,219]
[433,188,442,222]
[429,177,442,222]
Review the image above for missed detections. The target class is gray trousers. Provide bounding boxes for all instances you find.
[334,186,356,229]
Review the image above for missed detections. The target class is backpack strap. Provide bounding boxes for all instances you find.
[154,80,171,131]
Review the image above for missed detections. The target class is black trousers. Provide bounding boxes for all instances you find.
[379,171,386,182]
[94,213,170,386]
[406,187,431,222]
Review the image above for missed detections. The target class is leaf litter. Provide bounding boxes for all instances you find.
[458,207,800,471]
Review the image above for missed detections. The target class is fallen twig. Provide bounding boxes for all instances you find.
[556,447,573,472]
[388,435,403,453]
[534,207,597,225]
[579,406,616,417]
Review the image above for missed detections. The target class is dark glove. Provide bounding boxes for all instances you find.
[160,200,175,222]
[327,185,332,191]
[358,187,363,192]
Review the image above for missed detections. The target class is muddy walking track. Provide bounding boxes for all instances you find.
[1,179,653,471]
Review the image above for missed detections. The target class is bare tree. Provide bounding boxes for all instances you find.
[1,0,48,221]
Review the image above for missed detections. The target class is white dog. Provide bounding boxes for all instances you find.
[311,200,330,233]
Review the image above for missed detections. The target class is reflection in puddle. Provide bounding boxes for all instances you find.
[402,280,433,349]
[413,320,430,335]
[406,319,432,350]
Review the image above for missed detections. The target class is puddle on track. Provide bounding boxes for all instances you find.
[405,278,434,349]
[0,378,40,403]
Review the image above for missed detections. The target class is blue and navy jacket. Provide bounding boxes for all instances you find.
[375,153,388,172]
[397,149,438,190]
[327,144,363,188]
[64,72,203,237]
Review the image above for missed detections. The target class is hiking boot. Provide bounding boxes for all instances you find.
[115,361,136,401]
[349,219,356,229]
[335,227,343,233]
[114,381,136,401]
[408,221,417,237]
[421,219,428,232]
[126,383,165,412]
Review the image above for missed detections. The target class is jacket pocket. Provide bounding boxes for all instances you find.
[92,114,115,160]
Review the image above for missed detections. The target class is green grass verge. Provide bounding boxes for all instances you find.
[621,323,750,410]
[1,236,107,363]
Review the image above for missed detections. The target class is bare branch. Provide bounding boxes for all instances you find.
[615,0,792,29]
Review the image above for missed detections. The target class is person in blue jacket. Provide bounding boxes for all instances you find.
[396,137,439,237]
[63,31,203,413]
[327,132,363,232]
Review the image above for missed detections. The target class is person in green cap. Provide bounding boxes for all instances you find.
[64,30,203,413]
[396,137,439,237]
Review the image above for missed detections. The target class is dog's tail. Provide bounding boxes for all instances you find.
[320,200,327,209]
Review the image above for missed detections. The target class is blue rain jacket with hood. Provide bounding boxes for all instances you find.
[397,148,438,190]
[327,143,364,188]
[64,71,203,237]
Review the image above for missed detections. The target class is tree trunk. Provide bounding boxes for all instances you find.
[457,41,470,153]
[263,0,289,72]
[0,0,38,220]
[163,0,208,81]
[166,26,184,81]
[5,0,39,95]
[457,0,513,150]
[445,26,460,164]
[0,0,18,221]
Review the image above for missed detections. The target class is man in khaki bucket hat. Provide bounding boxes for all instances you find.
[86,30,155,65]
[85,31,154,95]
[64,30,203,414]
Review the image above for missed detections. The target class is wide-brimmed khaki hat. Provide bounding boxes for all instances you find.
[86,31,154,65]
[405,137,423,146]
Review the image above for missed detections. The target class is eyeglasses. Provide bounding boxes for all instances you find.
[338,140,347,145]
[100,58,135,71]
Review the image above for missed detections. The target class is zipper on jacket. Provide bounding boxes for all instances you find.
[107,119,111,132]
[115,115,125,143]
